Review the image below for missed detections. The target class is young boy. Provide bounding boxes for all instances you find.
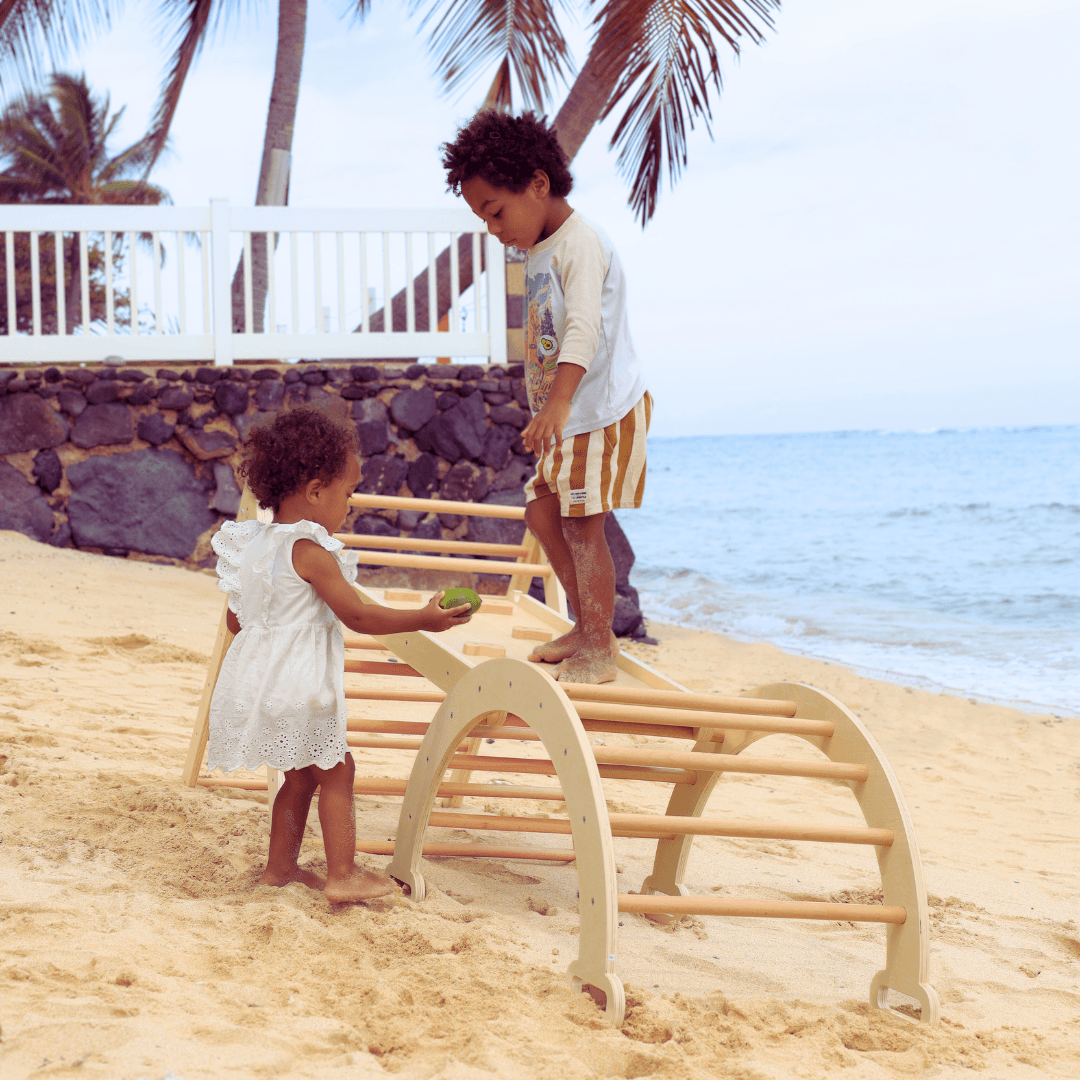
[442,110,652,684]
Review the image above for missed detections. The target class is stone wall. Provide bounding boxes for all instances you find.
[0,360,648,638]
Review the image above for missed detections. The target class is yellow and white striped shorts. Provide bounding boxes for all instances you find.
[525,391,652,518]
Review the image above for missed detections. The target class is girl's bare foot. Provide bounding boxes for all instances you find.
[554,647,618,684]
[258,865,326,891]
[324,868,394,904]
[530,629,619,665]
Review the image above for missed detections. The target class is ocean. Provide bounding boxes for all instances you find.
[616,426,1080,715]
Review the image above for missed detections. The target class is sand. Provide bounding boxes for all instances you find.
[0,528,1077,1079]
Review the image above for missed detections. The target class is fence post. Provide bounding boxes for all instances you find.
[485,232,507,365]
[210,198,233,366]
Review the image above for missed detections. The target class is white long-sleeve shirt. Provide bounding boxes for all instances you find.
[524,211,648,438]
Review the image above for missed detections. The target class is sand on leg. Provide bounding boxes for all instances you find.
[524,493,586,662]
[556,512,618,683]
[311,753,393,903]
[260,767,325,890]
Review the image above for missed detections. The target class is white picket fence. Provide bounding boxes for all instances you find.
[0,200,506,366]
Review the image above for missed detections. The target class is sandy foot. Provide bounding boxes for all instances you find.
[257,865,325,891]
[554,647,618,684]
[530,628,619,665]
[325,868,395,904]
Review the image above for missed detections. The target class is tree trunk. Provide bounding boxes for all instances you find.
[65,236,81,334]
[361,37,619,338]
[231,0,306,333]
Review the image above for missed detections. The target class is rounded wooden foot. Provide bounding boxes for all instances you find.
[388,864,426,901]
[568,965,626,1027]
[870,970,941,1026]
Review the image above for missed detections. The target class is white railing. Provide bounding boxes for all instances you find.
[0,200,506,366]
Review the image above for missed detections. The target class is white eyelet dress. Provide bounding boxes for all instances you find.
[207,519,360,774]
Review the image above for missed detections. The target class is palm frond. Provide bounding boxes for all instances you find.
[147,0,236,167]
[340,0,373,26]
[415,0,574,113]
[0,0,120,97]
[587,0,778,224]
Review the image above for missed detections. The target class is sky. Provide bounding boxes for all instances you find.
[8,0,1079,436]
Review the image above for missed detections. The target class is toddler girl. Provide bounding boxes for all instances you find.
[208,406,472,903]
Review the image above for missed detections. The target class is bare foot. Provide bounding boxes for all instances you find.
[324,868,394,904]
[258,865,326,891]
[554,646,618,684]
[530,629,619,665]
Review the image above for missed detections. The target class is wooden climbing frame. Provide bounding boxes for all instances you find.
[183,488,940,1028]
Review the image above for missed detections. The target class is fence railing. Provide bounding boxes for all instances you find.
[0,200,506,366]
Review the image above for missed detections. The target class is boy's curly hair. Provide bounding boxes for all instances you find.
[240,406,358,513]
[442,110,573,198]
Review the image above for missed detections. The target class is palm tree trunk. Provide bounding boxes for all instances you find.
[65,237,81,335]
[362,38,619,339]
[231,0,306,333]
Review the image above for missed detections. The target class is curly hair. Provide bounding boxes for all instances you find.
[239,406,358,513]
[442,110,573,198]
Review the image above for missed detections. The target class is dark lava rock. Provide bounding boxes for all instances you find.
[67,448,217,559]
[339,384,368,400]
[211,462,242,515]
[301,370,326,386]
[389,386,437,432]
[381,367,405,381]
[412,515,441,540]
[57,390,87,417]
[413,390,486,463]
[137,413,175,446]
[178,428,237,460]
[350,365,380,383]
[213,381,249,415]
[49,520,71,548]
[0,461,54,542]
[283,369,301,384]
[116,369,147,382]
[356,420,390,457]
[440,460,489,505]
[43,367,62,383]
[70,403,133,449]
[490,457,535,493]
[156,368,182,381]
[436,392,460,411]
[406,453,439,498]
[158,385,195,410]
[477,380,500,393]
[507,364,525,378]
[352,398,388,423]
[253,379,284,411]
[66,369,98,386]
[252,368,279,380]
[612,593,643,638]
[227,368,250,381]
[0,392,69,453]
[235,411,273,441]
[484,392,512,406]
[180,369,194,381]
[284,384,308,406]
[466,490,527,548]
[193,391,214,405]
[478,424,518,470]
[32,449,62,493]
[358,454,409,497]
[489,404,527,430]
[605,514,636,597]
[4,378,30,393]
[396,509,423,530]
[513,385,530,408]
[352,514,398,537]
[124,384,157,407]
[195,367,225,384]
[405,364,427,380]
[458,365,487,381]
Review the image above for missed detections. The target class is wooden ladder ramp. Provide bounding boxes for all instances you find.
[183,489,939,1030]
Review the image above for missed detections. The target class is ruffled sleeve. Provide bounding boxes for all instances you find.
[212,520,264,614]
[287,520,358,584]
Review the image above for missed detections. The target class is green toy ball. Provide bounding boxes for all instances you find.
[440,587,482,614]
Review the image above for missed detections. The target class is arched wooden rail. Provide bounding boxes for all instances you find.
[184,488,939,1027]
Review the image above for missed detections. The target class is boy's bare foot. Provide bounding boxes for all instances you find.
[258,865,326,891]
[554,646,618,684]
[324,868,394,904]
[530,629,619,665]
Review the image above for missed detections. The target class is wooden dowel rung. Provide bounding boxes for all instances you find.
[607,814,893,846]
[345,658,422,677]
[350,492,525,520]
[591,747,867,783]
[197,777,266,790]
[573,701,831,738]
[344,687,444,702]
[351,550,550,577]
[345,717,699,742]
[353,778,566,800]
[347,735,470,752]
[618,894,906,924]
[359,840,574,861]
[336,533,529,558]
[444,753,694,785]
[343,635,391,651]
[561,684,798,719]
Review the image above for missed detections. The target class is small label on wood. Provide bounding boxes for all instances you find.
[479,600,514,615]
[462,641,506,658]
[384,589,422,603]
[512,626,554,642]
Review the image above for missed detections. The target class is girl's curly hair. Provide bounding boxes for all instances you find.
[240,406,358,513]
[442,110,573,198]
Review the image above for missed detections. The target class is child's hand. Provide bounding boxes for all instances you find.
[421,591,473,632]
[522,397,572,456]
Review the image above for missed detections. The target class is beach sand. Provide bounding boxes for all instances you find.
[1,529,1076,1079]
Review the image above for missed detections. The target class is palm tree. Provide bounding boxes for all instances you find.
[0,71,170,333]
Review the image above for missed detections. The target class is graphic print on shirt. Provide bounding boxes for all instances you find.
[526,270,560,413]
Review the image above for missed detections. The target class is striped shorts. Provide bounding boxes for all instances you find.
[525,391,652,517]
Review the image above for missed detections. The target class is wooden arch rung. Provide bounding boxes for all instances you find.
[356,840,574,861]
[343,635,390,650]
[349,492,526,520]
[592,746,868,783]
[347,717,703,741]
[345,687,445,702]
[345,658,422,676]
[338,533,530,558]
[618,894,907,925]
[198,775,571,801]
[562,684,799,718]
[346,550,551,577]
[572,701,833,738]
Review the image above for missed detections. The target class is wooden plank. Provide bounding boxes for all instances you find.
[350,493,525,519]
[618,894,906,925]
[337,533,529,558]
[358,840,574,862]
[344,658,422,677]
